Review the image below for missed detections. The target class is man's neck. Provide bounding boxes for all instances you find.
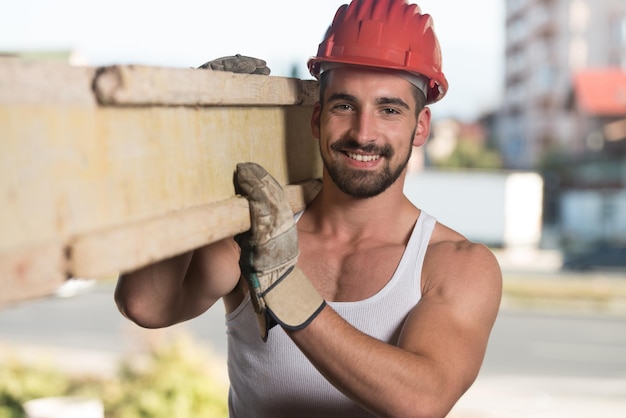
[303,174,418,242]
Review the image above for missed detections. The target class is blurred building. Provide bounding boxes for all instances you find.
[497,0,626,169]
[568,68,626,158]
[0,49,87,66]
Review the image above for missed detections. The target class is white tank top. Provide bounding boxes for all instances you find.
[225,211,436,418]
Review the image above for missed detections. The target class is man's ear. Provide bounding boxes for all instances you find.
[311,101,321,140]
[413,106,431,147]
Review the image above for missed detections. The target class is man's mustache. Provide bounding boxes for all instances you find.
[330,138,393,158]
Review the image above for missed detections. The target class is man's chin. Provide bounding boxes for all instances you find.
[332,175,390,198]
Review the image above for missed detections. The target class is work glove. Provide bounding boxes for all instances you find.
[235,162,325,341]
[198,54,270,75]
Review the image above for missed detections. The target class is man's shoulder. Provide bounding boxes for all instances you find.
[423,222,502,292]
[429,222,494,254]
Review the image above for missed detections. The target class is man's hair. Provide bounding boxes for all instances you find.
[319,70,427,116]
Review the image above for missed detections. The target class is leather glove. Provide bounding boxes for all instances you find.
[198,54,270,75]
[235,162,325,341]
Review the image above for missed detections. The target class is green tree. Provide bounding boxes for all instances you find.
[434,140,502,170]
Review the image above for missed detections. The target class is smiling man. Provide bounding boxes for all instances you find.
[114,1,502,417]
[314,66,429,198]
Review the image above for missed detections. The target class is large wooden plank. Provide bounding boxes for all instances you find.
[0,59,322,302]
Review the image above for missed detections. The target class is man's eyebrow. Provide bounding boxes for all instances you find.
[327,92,357,103]
[377,97,411,110]
[326,93,411,110]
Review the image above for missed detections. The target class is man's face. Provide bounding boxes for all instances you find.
[312,67,429,198]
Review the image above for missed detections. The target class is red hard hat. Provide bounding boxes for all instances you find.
[308,0,448,104]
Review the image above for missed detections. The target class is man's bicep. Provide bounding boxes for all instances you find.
[397,249,502,391]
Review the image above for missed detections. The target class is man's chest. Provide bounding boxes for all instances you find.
[298,240,407,302]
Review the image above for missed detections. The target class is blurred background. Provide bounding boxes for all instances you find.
[1,0,626,417]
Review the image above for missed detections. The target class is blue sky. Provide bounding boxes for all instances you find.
[1,0,504,120]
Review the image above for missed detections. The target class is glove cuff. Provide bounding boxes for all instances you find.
[263,266,326,331]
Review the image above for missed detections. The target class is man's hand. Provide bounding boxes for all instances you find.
[198,54,270,75]
[235,162,325,341]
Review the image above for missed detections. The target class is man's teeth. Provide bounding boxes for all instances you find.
[347,152,380,162]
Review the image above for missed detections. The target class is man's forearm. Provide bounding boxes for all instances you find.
[288,306,460,418]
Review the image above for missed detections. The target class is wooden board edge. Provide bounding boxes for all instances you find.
[68,179,322,278]
[0,241,67,307]
[93,65,319,107]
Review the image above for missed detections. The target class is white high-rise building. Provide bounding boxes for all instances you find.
[497,0,626,169]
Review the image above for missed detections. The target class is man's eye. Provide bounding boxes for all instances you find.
[383,108,400,115]
[335,104,353,111]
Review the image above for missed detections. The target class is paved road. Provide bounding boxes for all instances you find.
[1,279,625,417]
[455,308,626,417]
[484,308,626,378]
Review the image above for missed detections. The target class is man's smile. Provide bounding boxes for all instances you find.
[346,152,381,163]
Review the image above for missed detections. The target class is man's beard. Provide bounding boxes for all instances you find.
[321,136,413,198]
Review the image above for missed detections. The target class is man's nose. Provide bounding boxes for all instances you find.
[349,111,378,145]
